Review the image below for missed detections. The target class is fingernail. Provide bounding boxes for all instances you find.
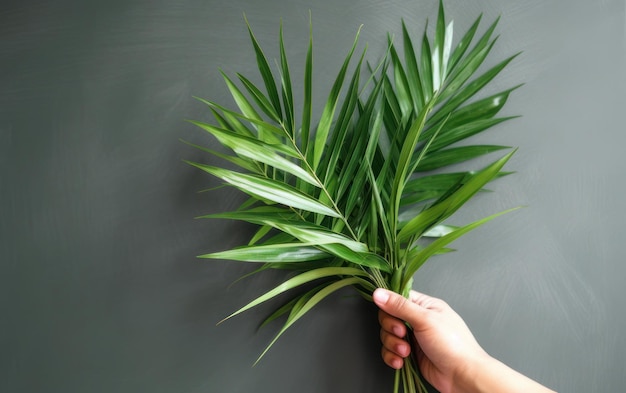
[373,288,390,304]
[397,343,409,357]
[391,358,402,369]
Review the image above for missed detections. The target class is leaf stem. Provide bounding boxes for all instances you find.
[279,122,359,240]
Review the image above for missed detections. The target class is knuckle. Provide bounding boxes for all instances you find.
[391,294,409,310]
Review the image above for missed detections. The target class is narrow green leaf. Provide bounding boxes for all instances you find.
[207,105,233,131]
[442,20,454,79]
[440,86,521,131]
[237,73,281,123]
[366,163,393,252]
[201,243,330,263]
[313,26,363,170]
[258,295,300,330]
[429,116,516,152]
[269,221,368,253]
[368,194,379,252]
[220,268,368,323]
[196,99,290,141]
[402,207,521,287]
[255,277,364,364]
[201,85,285,145]
[407,113,448,176]
[439,17,500,101]
[187,120,318,185]
[180,139,259,173]
[205,210,380,271]
[265,257,345,272]
[389,38,413,121]
[248,224,273,245]
[447,14,482,73]
[301,15,313,153]
[256,230,297,246]
[405,172,467,193]
[318,243,392,272]
[382,72,404,130]
[220,70,263,123]
[245,16,282,117]
[432,45,442,94]
[422,224,458,237]
[434,0,446,67]
[321,49,365,186]
[187,162,340,218]
[401,20,425,111]
[198,206,300,225]
[216,74,281,145]
[400,189,447,207]
[335,124,369,202]
[194,97,255,138]
[279,20,295,135]
[417,145,510,172]
[401,171,512,207]
[432,0,446,91]
[237,196,262,212]
[338,74,386,217]
[398,150,515,242]
[420,27,433,102]
[390,98,435,232]
[258,283,327,329]
[429,53,521,126]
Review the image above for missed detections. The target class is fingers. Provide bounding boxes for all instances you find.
[382,346,405,369]
[373,288,427,328]
[378,307,412,369]
[378,309,407,338]
[380,327,411,354]
[374,288,449,371]
[409,290,447,312]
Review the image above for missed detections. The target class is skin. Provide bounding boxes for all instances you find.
[373,288,557,393]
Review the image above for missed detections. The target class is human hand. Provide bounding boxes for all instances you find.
[373,288,556,393]
[373,288,489,393]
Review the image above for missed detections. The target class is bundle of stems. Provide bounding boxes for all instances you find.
[185,2,521,392]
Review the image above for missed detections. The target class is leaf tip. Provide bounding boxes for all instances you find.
[216,316,229,326]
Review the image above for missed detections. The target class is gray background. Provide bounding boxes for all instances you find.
[1,0,625,392]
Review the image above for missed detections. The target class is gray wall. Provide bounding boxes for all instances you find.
[2,0,625,392]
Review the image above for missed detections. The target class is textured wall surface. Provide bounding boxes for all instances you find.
[2,0,625,392]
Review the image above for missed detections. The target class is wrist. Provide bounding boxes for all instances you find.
[453,352,556,393]
[452,351,499,393]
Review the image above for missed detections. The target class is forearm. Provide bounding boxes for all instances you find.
[454,354,556,393]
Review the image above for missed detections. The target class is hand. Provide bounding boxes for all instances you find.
[373,288,487,392]
[373,288,556,393]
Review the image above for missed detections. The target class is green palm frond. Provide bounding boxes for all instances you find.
[186,2,521,392]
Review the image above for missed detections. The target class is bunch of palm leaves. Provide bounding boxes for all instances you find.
[185,2,521,392]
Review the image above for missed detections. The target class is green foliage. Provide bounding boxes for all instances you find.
[185,2,521,391]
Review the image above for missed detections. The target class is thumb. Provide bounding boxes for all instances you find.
[373,288,426,328]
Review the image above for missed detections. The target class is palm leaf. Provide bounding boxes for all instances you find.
[187,3,523,388]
